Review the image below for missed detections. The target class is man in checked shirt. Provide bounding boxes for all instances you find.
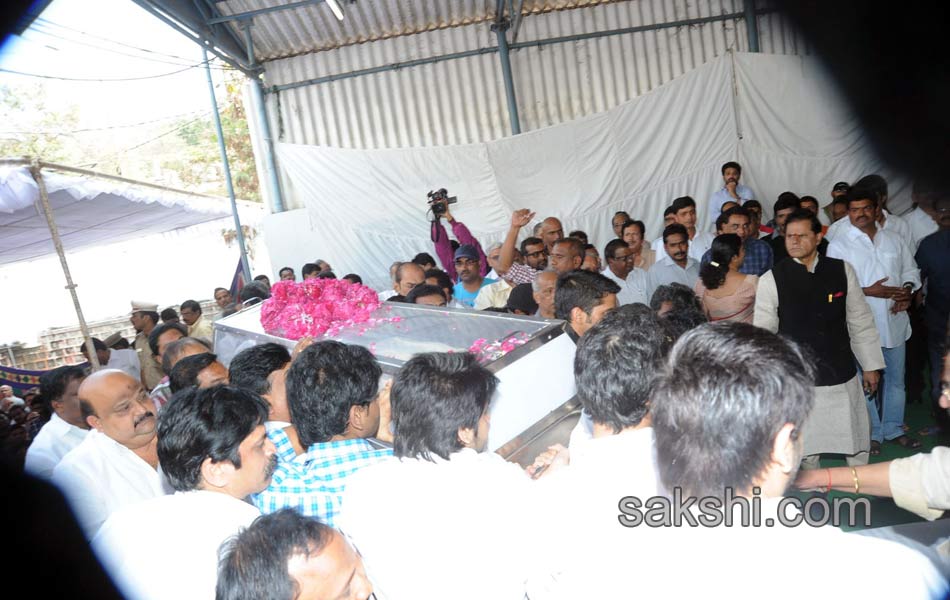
[251,340,393,527]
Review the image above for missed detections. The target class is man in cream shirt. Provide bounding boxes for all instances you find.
[51,370,170,538]
[93,386,277,600]
[24,365,88,479]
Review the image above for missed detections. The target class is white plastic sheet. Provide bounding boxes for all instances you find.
[275,52,909,289]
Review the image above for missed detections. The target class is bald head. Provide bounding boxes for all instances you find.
[540,217,565,251]
[394,262,426,296]
[80,369,156,450]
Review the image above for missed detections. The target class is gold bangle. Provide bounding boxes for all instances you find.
[850,466,860,495]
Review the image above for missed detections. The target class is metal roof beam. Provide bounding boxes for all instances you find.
[206,0,325,25]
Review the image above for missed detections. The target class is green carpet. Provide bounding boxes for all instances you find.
[788,377,947,532]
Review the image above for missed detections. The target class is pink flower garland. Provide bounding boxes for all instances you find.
[261,279,383,340]
[468,332,530,364]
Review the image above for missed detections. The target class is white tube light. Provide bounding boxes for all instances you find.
[325,0,344,20]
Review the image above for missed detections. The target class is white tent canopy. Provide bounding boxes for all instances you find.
[0,160,262,267]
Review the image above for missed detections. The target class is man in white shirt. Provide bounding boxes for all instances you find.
[78,338,141,379]
[180,299,214,344]
[707,161,755,230]
[824,174,912,245]
[907,179,941,250]
[527,323,945,599]
[0,384,25,409]
[24,365,88,479]
[51,370,169,538]
[652,196,715,262]
[93,385,277,600]
[601,239,649,306]
[341,353,538,600]
[827,187,922,452]
[647,224,700,300]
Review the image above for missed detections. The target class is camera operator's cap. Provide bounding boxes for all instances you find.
[832,181,850,192]
[130,300,159,314]
[454,244,480,262]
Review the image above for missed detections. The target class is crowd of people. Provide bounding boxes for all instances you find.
[2,161,949,598]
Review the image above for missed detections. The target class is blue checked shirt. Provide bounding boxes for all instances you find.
[253,426,392,528]
[701,237,773,276]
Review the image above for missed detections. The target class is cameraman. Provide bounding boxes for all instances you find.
[431,201,488,283]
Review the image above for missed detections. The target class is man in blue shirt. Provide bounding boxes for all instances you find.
[452,244,496,308]
[707,161,755,229]
[701,206,773,276]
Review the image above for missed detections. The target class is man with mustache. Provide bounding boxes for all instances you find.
[51,370,171,538]
[646,224,701,301]
[828,186,922,454]
[707,161,755,230]
[93,386,277,600]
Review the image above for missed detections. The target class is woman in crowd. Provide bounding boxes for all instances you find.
[621,220,655,270]
[693,233,757,323]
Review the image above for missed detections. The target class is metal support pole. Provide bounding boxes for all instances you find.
[242,22,286,213]
[493,20,522,135]
[744,0,760,52]
[203,49,252,283]
[29,160,100,370]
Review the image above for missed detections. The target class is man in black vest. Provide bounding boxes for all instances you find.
[754,210,884,468]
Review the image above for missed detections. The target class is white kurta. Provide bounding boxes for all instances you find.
[824,209,911,244]
[826,223,921,348]
[93,491,260,600]
[24,413,88,480]
[51,429,169,538]
[906,206,939,251]
[340,449,536,600]
[754,258,884,455]
[603,267,650,306]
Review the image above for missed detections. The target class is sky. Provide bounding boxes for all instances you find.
[0,0,270,347]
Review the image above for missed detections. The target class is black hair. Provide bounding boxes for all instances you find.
[214,287,229,296]
[286,341,381,446]
[238,282,271,304]
[723,205,751,221]
[133,310,159,326]
[799,195,819,209]
[38,365,86,410]
[670,196,696,213]
[341,273,363,285]
[853,174,887,204]
[649,282,703,314]
[553,237,585,259]
[845,186,878,208]
[714,211,731,232]
[659,308,708,349]
[554,270,621,321]
[412,252,436,267]
[506,283,538,315]
[406,284,446,305]
[160,307,179,322]
[721,161,742,175]
[253,275,270,284]
[651,322,814,498]
[180,300,201,314]
[603,238,629,262]
[831,196,849,209]
[568,230,588,244]
[147,321,189,358]
[278,267,295,278]
[424,268,452,289]
[773,192,801,215]
[301,263,320,278]
[519,237,544,254]
[575,304,664,433]
[157,385,269,492]
[392,352,498,461]
[743,199,762,211]
[315,271,337,279]
[77,338,106,355]
[161,337,212,375]
[784,209,822,234]
[168,352,219,394]
[583,243,596,252]
[621,220,646,238]
[663,206,676,217]
[699,234,742,290]
[661,223,688,244]
[450,239,460,252]
[229,343,292,397]
[217,509,333,600]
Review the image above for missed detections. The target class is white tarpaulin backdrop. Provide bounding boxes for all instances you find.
[274,52,909,291]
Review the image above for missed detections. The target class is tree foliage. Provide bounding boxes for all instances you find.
[0,83,81,162]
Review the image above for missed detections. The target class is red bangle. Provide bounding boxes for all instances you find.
[826,468,832,492]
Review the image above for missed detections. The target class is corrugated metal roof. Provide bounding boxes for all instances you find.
[216,0,626,62]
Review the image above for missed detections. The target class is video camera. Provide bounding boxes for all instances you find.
[427,188,458,218]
